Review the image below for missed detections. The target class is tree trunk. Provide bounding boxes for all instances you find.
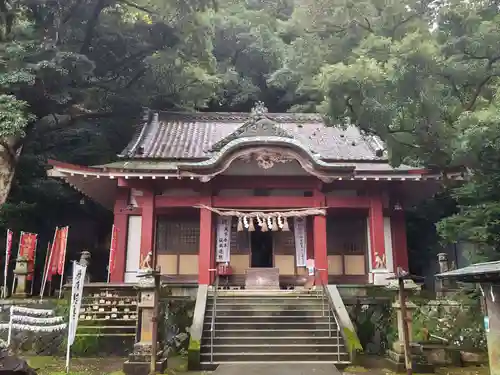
[0,140,21,205]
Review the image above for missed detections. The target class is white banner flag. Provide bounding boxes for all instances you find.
[66,261,87,373]
[294,217,307,267]
[68,262,86,346]
[216,217,232,263]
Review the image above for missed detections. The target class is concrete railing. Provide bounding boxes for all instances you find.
[187,285,207,370]
[326,285,363,360]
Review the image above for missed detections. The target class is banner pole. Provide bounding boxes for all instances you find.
[40,242,50,299]
[41,228,58,300]
[29,236,38,296]
[65,261,75,374]
[2,230,12,299]
[58,227,69,299]
[7,305,13,346]
[107,225,117,283]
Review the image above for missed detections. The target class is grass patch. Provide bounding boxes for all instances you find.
[23,355,208,375]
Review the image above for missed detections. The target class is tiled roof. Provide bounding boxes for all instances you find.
[120,111,387,161]
[436,261,500,280]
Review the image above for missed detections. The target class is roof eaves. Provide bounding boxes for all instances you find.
[118,108,154,158]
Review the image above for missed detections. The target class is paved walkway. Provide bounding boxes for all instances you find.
[213,363,343,375]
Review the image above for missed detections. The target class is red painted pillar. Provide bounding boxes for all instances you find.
[111,188,129,282]
[313,190,328,284]
[306,216,314,259]
[140,189,156,266]
[368,195,386,271]
[391,211,409,272]
[198,197,213,285]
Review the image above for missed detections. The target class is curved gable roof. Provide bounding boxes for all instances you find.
[120,109,386,161]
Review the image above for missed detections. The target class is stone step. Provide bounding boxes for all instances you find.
[204,316,333,324]
[205,321,332,330]
[208,296,325,302]
[199,360,351,371]
[209,290,323,297]
[205,302,324,310]
[199,352,350,363]
[203,329,337,338]
[202,336,343,346]
[205,309,326,317]
[200,344,346,354]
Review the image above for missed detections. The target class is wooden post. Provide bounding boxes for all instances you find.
[149,269,161,375]
[399,277,413,375]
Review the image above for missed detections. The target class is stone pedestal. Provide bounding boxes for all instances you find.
[245,268,279,289]
[386,298,434,373]
[123,271,166,375]
[13,259,29,298]
[371,270,395,286]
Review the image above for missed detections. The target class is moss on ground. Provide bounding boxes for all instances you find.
[25,355,489,375]
[25,355,207,375]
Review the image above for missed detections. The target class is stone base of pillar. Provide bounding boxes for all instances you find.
[123,343,168,375]
[13,275,28,298]
[370,270,394,285]
[386,342,435,373]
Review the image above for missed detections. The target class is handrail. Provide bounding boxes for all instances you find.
[315,268,343,363]
[208,269,219,364]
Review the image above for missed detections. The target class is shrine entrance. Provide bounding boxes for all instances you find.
[250,228,273,268]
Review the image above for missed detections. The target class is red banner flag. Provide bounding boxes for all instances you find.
[57,226,68,276]
[18,232,37,281]
[5,230,13,260]
[47,228,61,282]
[108,225,118,281]
[19,232,37,259]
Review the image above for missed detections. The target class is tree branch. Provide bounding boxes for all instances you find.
[352,18,373,33]
[0,140,18,166]
[80,0,107,55]
[116,0,157,14]
[439,73,465,106]
[62,0,84,24]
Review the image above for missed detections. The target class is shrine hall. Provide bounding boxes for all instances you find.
[47,102,461,287]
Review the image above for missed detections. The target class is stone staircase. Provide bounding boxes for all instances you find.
[200,289,351,369]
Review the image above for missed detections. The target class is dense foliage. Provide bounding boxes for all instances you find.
[1,0,500,264]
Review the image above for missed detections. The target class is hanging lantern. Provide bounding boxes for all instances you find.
[243,216,249,229]
[248,218,255,231]
[237,217,243,232]
[271,217,278,231]
[282,217,290,231]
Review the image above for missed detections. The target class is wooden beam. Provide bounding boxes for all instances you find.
[211,176,319,190]
[150,195,372,208]
[154,196,202,207]
[212,196,316,208]
[325,196,370,208]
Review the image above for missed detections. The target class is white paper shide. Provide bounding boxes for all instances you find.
[294,217,307,267]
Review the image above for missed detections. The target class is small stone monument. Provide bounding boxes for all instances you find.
[79,250,91,283]
[13,257,29,297]
[436,253,449,298]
